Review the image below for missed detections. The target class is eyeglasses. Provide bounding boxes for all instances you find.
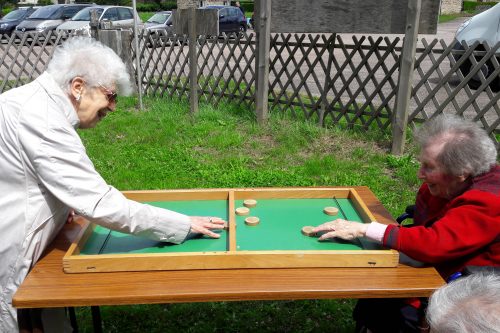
[98,83,118,104]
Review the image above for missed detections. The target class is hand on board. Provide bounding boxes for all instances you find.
[312,219,368,241]
[188,216,226,238]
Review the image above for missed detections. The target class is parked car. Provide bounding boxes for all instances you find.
[0,7,38,36]
[201,5,247,34]
[15,4,91,35]
[144,10,172,32]
[143,10,176,46]
[56,5,140,36]
[452,3,500,90]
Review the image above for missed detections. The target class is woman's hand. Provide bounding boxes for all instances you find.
[312,219,368,241]
[188,216,226,238]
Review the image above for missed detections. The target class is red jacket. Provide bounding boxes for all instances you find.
[383,165,500,279]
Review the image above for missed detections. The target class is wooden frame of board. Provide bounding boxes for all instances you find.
[63,187,399,273]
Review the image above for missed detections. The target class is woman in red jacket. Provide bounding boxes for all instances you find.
[313,114,500,333]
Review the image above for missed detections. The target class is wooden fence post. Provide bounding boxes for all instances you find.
[98,30,136,93]
[188,6,198,115]
[391,0,421,155]
[255,0,271,125]
[319,34,335,126]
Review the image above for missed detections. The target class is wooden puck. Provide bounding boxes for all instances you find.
[323,206,339,216]
[244,216,260,226]
[235,207,250,216]
[301,226,316,237]
[243,199,257,208]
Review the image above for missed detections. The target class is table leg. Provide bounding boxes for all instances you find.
[91,306,102,333]
[67,307,78,332]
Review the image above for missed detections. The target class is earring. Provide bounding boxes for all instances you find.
[75,93,81,102]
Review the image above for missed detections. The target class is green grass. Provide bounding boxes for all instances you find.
[439,14,463,23]
[73,96,422,332]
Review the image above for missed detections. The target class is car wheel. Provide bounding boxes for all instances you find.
[459,58,499,92]
[453,42,500,92]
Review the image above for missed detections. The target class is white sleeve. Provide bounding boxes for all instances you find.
[365,221,388,243]
[19,108,190,244]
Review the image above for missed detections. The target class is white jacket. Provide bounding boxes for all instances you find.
[0,72,191,332]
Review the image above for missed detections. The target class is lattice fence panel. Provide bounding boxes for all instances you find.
[138,31,256,108]
[267,34,402,131]
[1,31,499,151]
[325,35,401,130]
[410,38,500,148]
[136,30,190,100]
[0,31,65,93]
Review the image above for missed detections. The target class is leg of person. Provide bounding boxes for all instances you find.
[41,307,73,333]
[353,298,425,333]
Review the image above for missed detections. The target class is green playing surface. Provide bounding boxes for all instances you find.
[80,198,365,255]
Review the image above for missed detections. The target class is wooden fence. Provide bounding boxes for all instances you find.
[1,30,499,151]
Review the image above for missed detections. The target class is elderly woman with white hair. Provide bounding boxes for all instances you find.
[312,114,500,332]
[427,273,500,333]
[0,37,225,332]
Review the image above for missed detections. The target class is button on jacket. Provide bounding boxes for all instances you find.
[0,72,191,332]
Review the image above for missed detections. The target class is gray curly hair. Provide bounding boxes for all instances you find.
[427,273,500,333]
[46,37,133,95]
[414,114,497,177]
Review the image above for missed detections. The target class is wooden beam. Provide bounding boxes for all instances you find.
[269,0,438,34]
[188,7,198,115]
[391,0,421,155]
[255,0,271,124]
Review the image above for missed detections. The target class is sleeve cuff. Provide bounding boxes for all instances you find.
[365,221,388,243]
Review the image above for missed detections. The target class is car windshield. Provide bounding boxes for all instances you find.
[3,9,28,20]
[29,6,62,20]
[71,7,104,21]
[147,13,170,24]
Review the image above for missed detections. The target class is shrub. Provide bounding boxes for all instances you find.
[463,1,498,11]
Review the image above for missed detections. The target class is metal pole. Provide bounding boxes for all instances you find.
[132,0,143,110]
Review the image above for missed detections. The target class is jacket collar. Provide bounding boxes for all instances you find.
[36,72,80,129]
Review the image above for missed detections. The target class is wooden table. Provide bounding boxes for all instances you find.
[13,186,444,312]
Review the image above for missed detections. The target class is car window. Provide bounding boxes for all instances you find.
[102,8,119,21]
[71,7,104,21]
[3,9,28,20]
[29,6,62,19]
[147,13,170,24]
[229,8,239,17]
[63,6,86,19]
[219,8,228,17]
[117,8,133,20]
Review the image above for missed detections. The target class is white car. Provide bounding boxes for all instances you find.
[453,3,500,90]
[56,6,140,36]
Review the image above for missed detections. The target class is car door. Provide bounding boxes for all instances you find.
[228,8,239,32]
[218,8,230,34]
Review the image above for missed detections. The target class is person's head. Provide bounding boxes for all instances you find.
[235,1,241,6]
[46,37,133,129]
[414,114,497,199]
[426,273,500,333]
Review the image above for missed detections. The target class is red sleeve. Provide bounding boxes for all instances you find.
[382,191,500,264]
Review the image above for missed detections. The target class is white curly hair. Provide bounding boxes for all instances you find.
[47,37,133,95]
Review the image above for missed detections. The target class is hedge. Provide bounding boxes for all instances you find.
[463,1,498,11]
